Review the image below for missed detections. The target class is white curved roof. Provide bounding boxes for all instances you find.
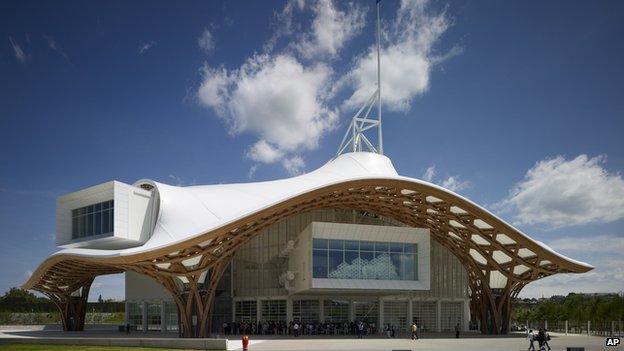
[24,151,593,293]
[44,152,591,268]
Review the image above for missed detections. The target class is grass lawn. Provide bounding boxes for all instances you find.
[0,345,182,351]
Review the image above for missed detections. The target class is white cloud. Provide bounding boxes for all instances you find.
[520,234,624,298]
[138,40,156,55]
[264,0,307,52]
[440,176,470,192]
[497,155,624,228]
[422,165,470,192]
[198,28,215,54]
[342,0,455,111]
[282,155,306,175]
[246,140,284,164]
[198,54,337,165]
[423,166,436,182]
[198,0,453,175]
[295,0,365,58]
[44,36,70,61]
[8,36,29,63]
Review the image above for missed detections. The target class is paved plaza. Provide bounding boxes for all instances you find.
[0,327,617,351]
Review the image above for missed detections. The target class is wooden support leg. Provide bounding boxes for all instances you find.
[43,277,94,332]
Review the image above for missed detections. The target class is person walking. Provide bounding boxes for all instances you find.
[455,323,460,338]
[410,322,419,340]
[543,328,552,351]
[537,328,546,351]
[527,329,536,351]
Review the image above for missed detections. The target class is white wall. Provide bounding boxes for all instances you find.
[125,271,173,302]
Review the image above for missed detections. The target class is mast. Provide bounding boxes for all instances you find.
[335,0,384,158]
[376,0,383,155]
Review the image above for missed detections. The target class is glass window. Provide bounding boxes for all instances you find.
[102,210,110,234]
[95,211,102,235]
[313,238,328,249]
[328,250,343,276]
[329,240,343,250]
[71,200,115,239]
[312,238,418,282]
[360,241,374,251]
[389,243,403,253]
[374,242,388,252]
[312,249,328,278]
[344,240,359,251]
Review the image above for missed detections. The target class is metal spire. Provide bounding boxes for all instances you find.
[335,0,383,158]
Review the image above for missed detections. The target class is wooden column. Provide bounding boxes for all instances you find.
[43,277,94,332]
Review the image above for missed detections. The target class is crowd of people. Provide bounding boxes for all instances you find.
[221,321,385,337]
[527,328,551,351]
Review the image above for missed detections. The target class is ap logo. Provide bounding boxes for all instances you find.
[606,337,620,346]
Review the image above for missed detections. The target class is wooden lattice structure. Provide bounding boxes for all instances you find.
[23,178,592,336]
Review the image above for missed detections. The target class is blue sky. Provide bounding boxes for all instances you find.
[1,0,623,301]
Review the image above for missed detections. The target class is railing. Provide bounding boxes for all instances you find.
[519,320,624,337]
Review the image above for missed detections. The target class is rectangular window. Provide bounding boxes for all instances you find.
[312,238,418,281]
[71,200,115,239]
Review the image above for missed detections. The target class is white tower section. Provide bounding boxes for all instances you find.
[336,0,383,157]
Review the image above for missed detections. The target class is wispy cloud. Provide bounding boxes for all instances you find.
[138,40,156,55]
[168,174,197,186]
[421,165,470,192]
[8,36,29,63]
[198,29,214,54]
[44,35,70,62]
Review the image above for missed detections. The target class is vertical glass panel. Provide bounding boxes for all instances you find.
[80,216,86,237]
[390,253,402,280]
[312,249,328,278]
[95,203,102,212]
[102,210,110,234]
[389,243,403,253]
[344,240,359,251]
[402,254,414,280]
[327,250,343,278]
[72,217,78,239]
[360,251,374,279]
[95,211,102,235]
[86,214,93,237]
[360,241,374,251]
[102,201,109,210]
[404,243,416,253]
[374,242,388,252]
[313,238,328,249]
[329,239,343,250]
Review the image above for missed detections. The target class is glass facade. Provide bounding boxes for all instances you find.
[323,300,349,323]
[235,300,257,322]
[441,302,463,331]
[147,303,161,331]
[261,300,287,322]
[127,302,143,331]
[292,300,319,323]
[354,300,378,326]
[313,239,417,280]
[71,200,114,239]
[412,301,437,331]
